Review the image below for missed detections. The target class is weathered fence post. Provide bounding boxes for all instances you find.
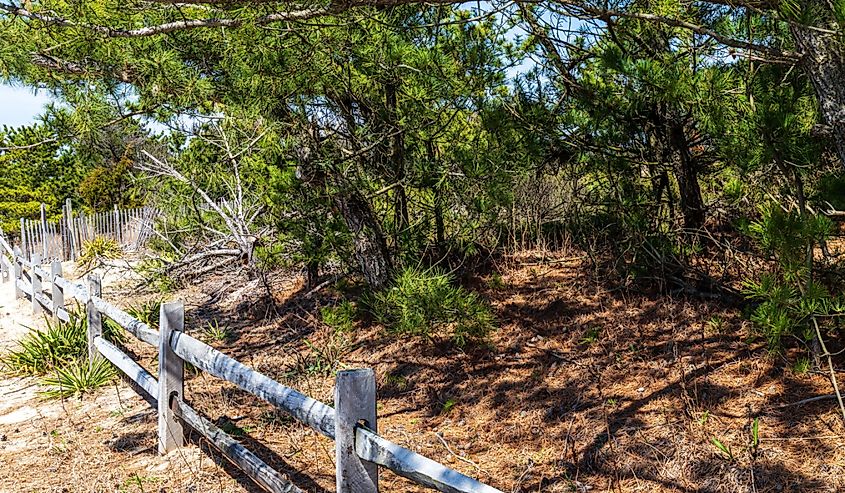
[20,218,27,259]
[40,203,48,260]
[86,274,103,366]
[158,301,185,454]
[335,368,378,493]
[30,253,42,315]
[51,261,63,322]
[13,247,22,299]
[114,204,121,244]
[0,253,7,284]
[66,198,76,261]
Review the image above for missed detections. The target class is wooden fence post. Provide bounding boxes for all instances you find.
[30,253,41,315]
[51,261,63,322]
[40,203,48,260]
[20,218,27,259]
[335,368,378,493]
[0,252,7,284]
[66,198,76,261]
[86,274,103,366]
[114,204,121,244]
[13,247,22,299]
[158,300,185,454]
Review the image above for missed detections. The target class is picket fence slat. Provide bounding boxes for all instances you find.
[8,203,157,263]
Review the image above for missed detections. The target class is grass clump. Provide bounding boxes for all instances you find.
[1,309,123,398]
[40,359,116,398]
[78,236,122,268]
[1,317,87,375]
[321,300,357,333]
[366,267,496,347]
[126,299,162,331]
[202,320,232,342]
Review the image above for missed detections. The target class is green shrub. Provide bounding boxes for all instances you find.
[743,203,840,350]
[40,358,116,398]
[126,299,162,331]
[78,236,122,269]
[202,320,232,342]
[137,259,177,293]
[1,309,125,376]
[321,300,357,333]
[1,317,87,375]
[366,268,496,347]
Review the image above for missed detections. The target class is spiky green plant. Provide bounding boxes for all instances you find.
[743,203,842,350]
[126,299,162,331]
[1,309,125,375]
[1,317,87,375]
[202,320,232,342]
[321,300,357,333]
[40,359,116,398]
[78,236,122,269]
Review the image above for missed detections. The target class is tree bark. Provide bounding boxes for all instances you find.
[668,122,705,230]
[333,189,393,289]
[791,24,845,165]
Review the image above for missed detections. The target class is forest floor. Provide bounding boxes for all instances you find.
[0,250,844,492]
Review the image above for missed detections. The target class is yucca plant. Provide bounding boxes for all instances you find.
[1,316,87,375]
[78,236,122,269]
[40,358,116,398]
[126,299,163,331]
[1,309,126,375]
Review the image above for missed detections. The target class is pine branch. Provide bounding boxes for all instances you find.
[542,0,802,63]
[0,2,335,36]
[0,0,459,38]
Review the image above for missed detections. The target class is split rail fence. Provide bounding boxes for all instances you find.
[17,199,156,262]
[0,231,502,493]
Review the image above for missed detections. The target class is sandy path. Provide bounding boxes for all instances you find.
[0,263,249,493]
[0,275,39,350]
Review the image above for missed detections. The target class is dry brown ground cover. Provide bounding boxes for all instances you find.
[1,251,844,492]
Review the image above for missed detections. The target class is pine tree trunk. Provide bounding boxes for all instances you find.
[669,123,705,230]
[791,24,845,165]
[334,190,393,289]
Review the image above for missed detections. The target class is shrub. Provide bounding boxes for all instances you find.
[78,236,122,269]
[136,259,177,293]
[743,203,840,350]
[126,299,162,331]
[321,300,357,333]
[1,309,125,376]
[40,358,116,398]
[1,317,87,375]
[202,320,232,342]
[366,268,496,347]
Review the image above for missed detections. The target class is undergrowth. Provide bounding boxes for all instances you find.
[40,358,117,398]
[365,267,496,347]
[77,236,122,269]
[1,309,123,398]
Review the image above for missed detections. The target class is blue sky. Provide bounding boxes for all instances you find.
[0,84,53,128]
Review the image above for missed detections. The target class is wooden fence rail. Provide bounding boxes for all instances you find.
[0,230,502,493]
